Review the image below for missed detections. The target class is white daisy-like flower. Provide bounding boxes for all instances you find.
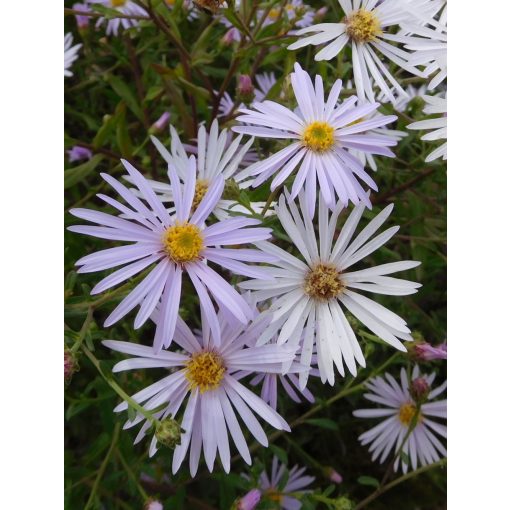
[403,4,447,90]
[239,191,421,386]
[233,63,398,217]
[287,0,428,103]
[353,366,447,473]
[104,309,297,475]
[64,33,81,78]
[88,0,148,36]
[135,119,272,220]
[407,94,446,162]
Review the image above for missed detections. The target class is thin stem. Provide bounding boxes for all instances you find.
[354,458,447,510]
[70,306,94,353]
[116,449,149,501]
[64,7,150,20]
[84,422,121,510]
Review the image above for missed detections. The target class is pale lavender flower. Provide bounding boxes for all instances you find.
[258,456,315,510]
[407,94,447,162]
[140,119,273,220]
[73,3,91,29]
[69,157,274,351]
[233,63,398,216]
[414,342,447,361]
[287,0,429,103]
[327,468,343,484]
[67,145,93,163]
[144,500,163,510]
[64,33,81,78]
[88,0,147,36]
[104,309,295,475]
[222,27,240,45]
[353,366,447,473]
[238,489,261,510]
[240,191,421,386]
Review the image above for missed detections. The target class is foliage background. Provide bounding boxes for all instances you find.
[64,1,447,508]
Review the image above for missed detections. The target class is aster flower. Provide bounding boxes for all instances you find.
[413,341,447,361]
[257,456,315,510]
[259,1,315,31]
[403,4,447,90]
[239,191,421,386]
[69,157,274,351]
[137,119,271,220]
[73,2,92,29]
[353,366,447,473]
[67,145,93,163]
[64,33,81,78]
[287,0,428,103]
[407,94,446,162]
[393,83,428,112]
[103,310,295,475]
[237,489,261,510]
[233,63,398,217]
[88,0,147,36]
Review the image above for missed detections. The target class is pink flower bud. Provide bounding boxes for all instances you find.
[64,348,78,383]
[144,500,163,510]
[410,377,430,403]
[150,112,171,134]
[323,467,343,484]
[237,489,261,510]
[236,75,255,104]
[315,6,328,21]
[222,27,240,45]
[414,342,447,361]
[67,145,93,163]
[73,3,91,30]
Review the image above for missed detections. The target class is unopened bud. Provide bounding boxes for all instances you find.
[334,496,355,510]
[73,3,91,30]
[64,348,79,383]
[155,418,183,449]
[314,6,328,22]
[144,499,163,510]
[67,145,93,163]
[149,112,171,134]
[410,377,430,403]
[234,489,261,510]
[236,75,255,104]
[413,342,447,361]
[222,27,240,46]
[324,467,343,484]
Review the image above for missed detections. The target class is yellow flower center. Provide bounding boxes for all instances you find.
[302,121,335,152]
[185,351,225,393]
[192,179,209,212]
[399,403,420,426]
[268,8,281,20]
[304,263,344,301]
[266,489,283,503]
[345,9,382,43]
[111,0,127,7]
[162,222,203,263]
[165,0,175,5]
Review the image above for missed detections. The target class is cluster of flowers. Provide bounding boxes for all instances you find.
[65,0,447,501]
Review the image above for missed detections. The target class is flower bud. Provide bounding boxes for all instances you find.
[144,500,163,510]
[73,3,91,30]
[333,496,355,510]
[222,27,240,46]
[64,348,79,383]
[314,6,328,22]
[410,377,430,403]
[235,489,261,510]
[324,467,343,484]
[155,418,183,449]
[413,342,447,361]
[149,112,171,134]
[236,75,255,104]
[67,145,93,163]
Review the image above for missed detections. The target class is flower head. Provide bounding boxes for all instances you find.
[353,366,447,473]
[413,341,447,361]
[69,157,273,351]
[233,64,398,216]
[73,3,91,29]
[88,0,147,36]
[240,191,421,386]
[104,309,295,475]
[67,145,93,163]
[64,33,81,78]
[407,94,447,162]
[257,456,315,510]
[287,0,430,102]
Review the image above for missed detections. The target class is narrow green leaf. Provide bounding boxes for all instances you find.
[64,154,104,189]
[105,74,144,121]
[304,418,339,431]
[357,475,380,488]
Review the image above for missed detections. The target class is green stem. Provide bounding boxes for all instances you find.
[70,306,94,353]
[354,458,447,510]
[117,450,149,501]
[84,422,121,510]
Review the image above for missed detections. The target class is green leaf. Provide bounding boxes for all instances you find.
[115,102,133,158]
[176,77,210,100]
[105,74,144,121]
[400,450,410,466]
[357,476,380,488]
[269,444,288,466]
[304,418,339,431]
[92,113,117,150]
[64,154,104,189]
